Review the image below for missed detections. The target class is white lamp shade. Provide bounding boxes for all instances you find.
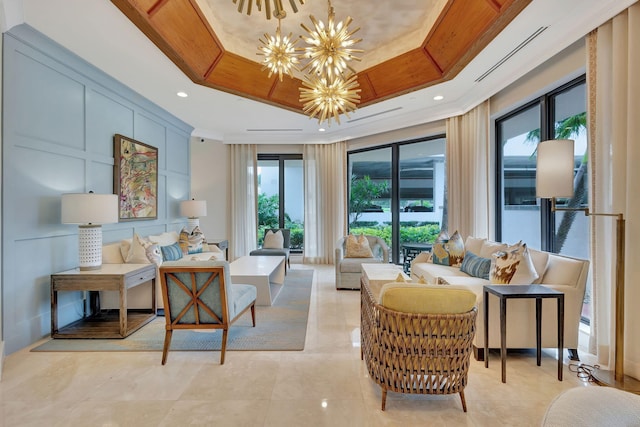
[61,193,119,225]
[180,199,207,218]
[536,139,575,199]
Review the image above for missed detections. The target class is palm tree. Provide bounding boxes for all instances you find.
[525,112,587,252]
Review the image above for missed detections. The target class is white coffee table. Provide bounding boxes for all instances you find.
[229,255,286,306]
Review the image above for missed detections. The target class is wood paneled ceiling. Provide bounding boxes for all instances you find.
[111,0,532,114]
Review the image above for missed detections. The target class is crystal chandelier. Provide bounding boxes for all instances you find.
[233,0,305,20]
[299,72,361,126]
[298,0,363,125]
[257,18,300,82]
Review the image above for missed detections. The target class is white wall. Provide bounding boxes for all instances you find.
[190,137,229,244]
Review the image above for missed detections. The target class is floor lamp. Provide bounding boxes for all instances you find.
[536,139,639,392]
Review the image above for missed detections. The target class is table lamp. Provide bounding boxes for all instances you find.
[180,198,207,231]
[536,139,638,391]
[61,192,119,270]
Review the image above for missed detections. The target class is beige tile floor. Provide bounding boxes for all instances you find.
[0,263,597,427]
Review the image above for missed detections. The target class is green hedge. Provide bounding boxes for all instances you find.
[349,224,441,247]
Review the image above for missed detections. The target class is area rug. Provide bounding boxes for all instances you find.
[32,269,314,352]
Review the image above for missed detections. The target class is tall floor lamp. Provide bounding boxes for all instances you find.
[536,139,639,392]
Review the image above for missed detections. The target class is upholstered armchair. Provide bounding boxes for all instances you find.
[335,234,389,290]
[158,260,257,365]
[249,228,291,272]
[361,280,477,411]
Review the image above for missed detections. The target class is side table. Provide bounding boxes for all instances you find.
[483,284,564,383]
[401,242,432,273]
[51,263,157,338]
[207,239,229,260]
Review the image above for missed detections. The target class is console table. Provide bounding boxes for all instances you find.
[483,284,564,383]
[51,264,157,338]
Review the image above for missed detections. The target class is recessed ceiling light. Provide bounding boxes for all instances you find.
[177,91,188,98]
[433,95,444,101]
[319,128,326,132]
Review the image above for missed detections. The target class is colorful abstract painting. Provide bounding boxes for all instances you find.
[114,134,158,221]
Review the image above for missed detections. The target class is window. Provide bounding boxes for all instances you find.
[348,136,446,264]
[496,76,590,322]
[257,154,304,252]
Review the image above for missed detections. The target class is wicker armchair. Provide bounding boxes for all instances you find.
[361,280,477,411]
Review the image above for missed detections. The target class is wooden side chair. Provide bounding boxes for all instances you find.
[159,260,257,365]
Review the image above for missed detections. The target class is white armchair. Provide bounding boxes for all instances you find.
[335,235,390,290]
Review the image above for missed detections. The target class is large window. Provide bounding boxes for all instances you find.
[496,76,590,322]
[257,154,304,252]
[348,137,446,264]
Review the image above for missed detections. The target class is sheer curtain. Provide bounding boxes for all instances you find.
[445,100,491,240]
[229,144,258,260]
[587,3,640,376]
[303,142,347,264]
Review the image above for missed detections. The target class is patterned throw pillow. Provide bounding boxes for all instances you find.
[435,229,450,242]
[161,242,183,261]
[345,234,374,258]
[460,250,491,280]
[447,231,465,267]
[431,230,465,267]
[188,226,205,254]
[178,227,190,255]
[432,242,450,265]
[145,243,163,266]
[263,229,284,249]
[490,242,539,284]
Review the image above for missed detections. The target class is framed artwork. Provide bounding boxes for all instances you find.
[113,134,158,221]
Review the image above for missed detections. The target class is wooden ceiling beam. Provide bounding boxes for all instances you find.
[111,0,532,114]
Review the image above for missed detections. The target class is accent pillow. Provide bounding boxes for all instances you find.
[161,242,183,261]
[490,242,539,284]
[178,227,190,255]
[263,229,284,249]
[432,230,465,267]
[435,229,450,242]
[345,234,374,258]
[145,243,163,266]
[125,233,152,264]
[460,250,491,280]
[447,231,465,267]
[432,242,450,265]
[188,226,205,254]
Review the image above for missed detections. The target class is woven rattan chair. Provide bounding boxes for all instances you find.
[361,280,477,411]
[159,260,256,365]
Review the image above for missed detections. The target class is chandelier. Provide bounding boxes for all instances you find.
[298,0,363,125]
[233,0,305,20]
[257,18,300,82]
[299,2,363,77]
[299,72,360,126]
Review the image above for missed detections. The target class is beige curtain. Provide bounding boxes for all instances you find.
[587,3,640,376]
[229,144,258,260]
[303,142,347,264]
[445,100,491,240]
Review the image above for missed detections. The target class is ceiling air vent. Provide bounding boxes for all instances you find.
[246,128,303,132]
[475,26,548,83]
[347,107,403,123]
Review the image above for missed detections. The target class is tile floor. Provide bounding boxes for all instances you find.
[0,264,596,426]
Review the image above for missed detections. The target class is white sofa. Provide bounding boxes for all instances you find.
[335,235,390,290]
[101,231,225,309]
[410,236,589,361]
